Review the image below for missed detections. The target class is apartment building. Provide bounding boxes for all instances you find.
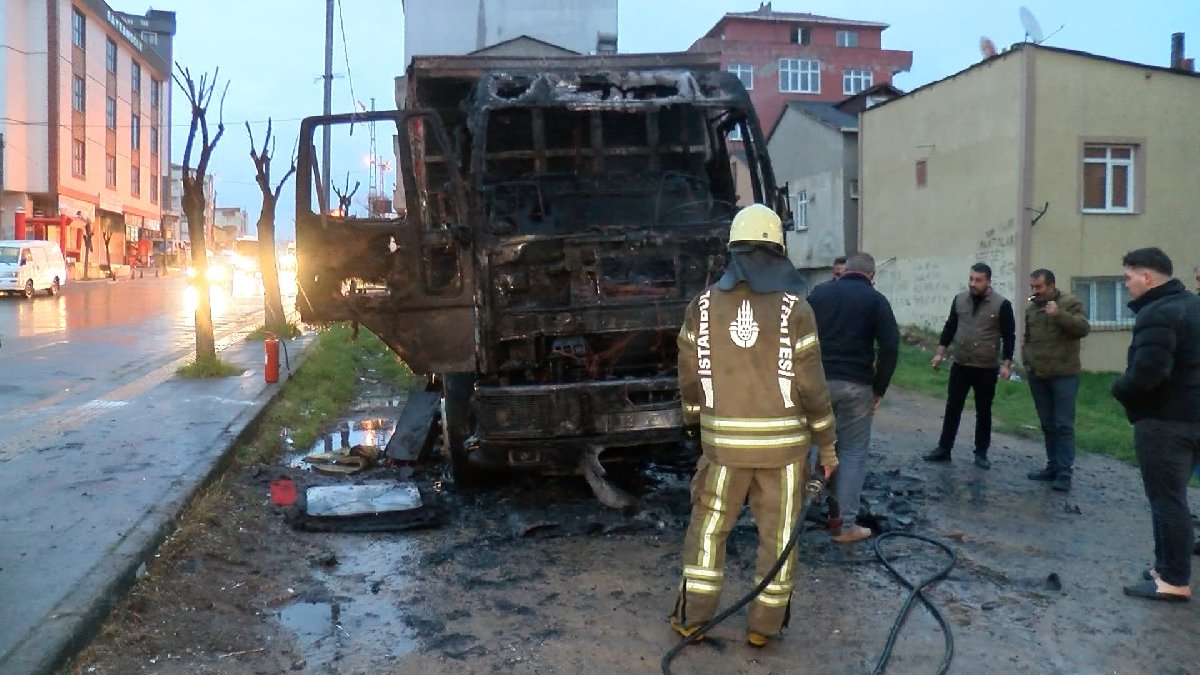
[0,1,175,267]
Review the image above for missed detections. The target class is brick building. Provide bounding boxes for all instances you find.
[0,1,175,269]
[688,3,912,139]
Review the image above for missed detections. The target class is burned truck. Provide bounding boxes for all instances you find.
[295,53,788,485]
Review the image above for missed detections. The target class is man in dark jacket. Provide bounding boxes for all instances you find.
[1112,248,1199,603]
[924,262,1016,469]
[808,252,899,543]
[1022,269,1090,492]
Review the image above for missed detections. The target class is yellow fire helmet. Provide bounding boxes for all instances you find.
[728,203,784,249]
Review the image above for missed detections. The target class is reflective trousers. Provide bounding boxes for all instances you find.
[671,456,808,636]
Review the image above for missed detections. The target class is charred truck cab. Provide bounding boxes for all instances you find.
[295,53,788,484]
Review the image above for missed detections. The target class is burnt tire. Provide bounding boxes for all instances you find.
[441,372,488,488]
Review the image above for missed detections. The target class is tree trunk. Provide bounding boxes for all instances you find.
[184,203,216,360]
[256,199,286,331]
[82,233,91,281]
[102,232,112,278]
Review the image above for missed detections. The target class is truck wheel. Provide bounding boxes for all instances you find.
[441,373,487,488]
[48,279,60,296]
[23,280,34,300]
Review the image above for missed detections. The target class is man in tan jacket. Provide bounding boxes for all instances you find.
[670,204,838,647]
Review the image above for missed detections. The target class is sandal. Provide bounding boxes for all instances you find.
[1123,579,1190,603]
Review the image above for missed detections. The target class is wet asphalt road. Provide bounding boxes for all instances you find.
[0,274,269,463]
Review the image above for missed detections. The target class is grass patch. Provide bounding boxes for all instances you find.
[234,324,418,464]
[245,322,302,341]
[892,341,1135,464]
[177,355,242,378]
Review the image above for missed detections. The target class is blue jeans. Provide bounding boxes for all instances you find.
[1027,373,1079,476]
[827,380,874,521]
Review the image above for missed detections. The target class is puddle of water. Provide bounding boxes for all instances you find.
[285,416,398,470]
[278,540,419,669]
[349,395,407,412]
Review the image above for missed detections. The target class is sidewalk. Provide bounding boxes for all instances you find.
[0,332,314,675]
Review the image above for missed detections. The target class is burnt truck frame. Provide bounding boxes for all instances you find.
[295,52,788,484]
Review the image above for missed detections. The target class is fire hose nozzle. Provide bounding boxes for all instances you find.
[804,477,825,504]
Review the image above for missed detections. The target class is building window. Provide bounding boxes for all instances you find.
[727,125,743,142]
[843,69,873,95]
[1073,277,1134,328]
[836,30,859,47]
[728,63,754,91]
[105,97,116,129]
[72,8,86,49]
[131,115,141,150]
[791,26,811,45]
[105,38,117,73]
[72,139,86,177]
[72,75,86,112]
[779,59,820,93]
[131,166,141,197]
[915,159,927,188]
[1082,144,1136,213]
[151,173,159,203]
[150,126,159,154]
[792,190,809,231]
[150,79,160,108]
[106,154,117,188]
[131,61,141,94]
[141,31,158,45]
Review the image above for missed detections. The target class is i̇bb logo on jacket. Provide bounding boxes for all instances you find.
[729,300,760,348]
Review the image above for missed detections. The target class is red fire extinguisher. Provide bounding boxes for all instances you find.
[264,333,280,383]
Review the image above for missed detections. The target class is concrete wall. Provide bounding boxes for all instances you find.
[0,0,51,238]
[861,52,1024,333]
[402,0,617,64]
[769,108,852,270]
[1027,48,1200,371]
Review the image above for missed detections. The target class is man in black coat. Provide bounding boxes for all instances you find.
[1112,247,1200,603]
[807,252,899,543]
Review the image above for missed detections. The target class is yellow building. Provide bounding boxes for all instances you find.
[861,43,1200,372]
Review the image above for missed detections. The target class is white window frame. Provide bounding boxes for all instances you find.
[131,115,141,150]
[105,38,117,74]
[1072,277,1134,328]
[72,9,86,49]
[150,126,159,154]
[131,61,141,94]
[791,26,811,45]
[842,69,873,95]
[779,59,820,94]
[1082,144,1136,213]
[71,75,86,112]
[836,30,859,47]
[727,63,754,91]
[141,31,158,45]
[792,190,809,231]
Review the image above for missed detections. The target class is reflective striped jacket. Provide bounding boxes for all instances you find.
[678,283,838,469]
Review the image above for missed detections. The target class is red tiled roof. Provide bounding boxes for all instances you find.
[705,9,888,38]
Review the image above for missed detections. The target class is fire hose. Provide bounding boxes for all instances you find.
[661,477,956,675]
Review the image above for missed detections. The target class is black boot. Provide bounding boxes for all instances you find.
[973,452,991,470]
[1051,473,1072,492]
[923,446,952,462]
[1027,466,1057,481]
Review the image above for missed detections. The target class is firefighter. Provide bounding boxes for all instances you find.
[670,203,838,647]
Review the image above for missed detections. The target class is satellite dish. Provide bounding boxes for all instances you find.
[1019,6,1044,43]
[979,36,998,59]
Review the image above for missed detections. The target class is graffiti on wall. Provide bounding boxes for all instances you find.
[874,219,1018,329]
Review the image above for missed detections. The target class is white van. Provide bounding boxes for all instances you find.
[0,240,68,298]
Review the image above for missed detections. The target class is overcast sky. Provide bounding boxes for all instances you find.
[164,0,1198,240]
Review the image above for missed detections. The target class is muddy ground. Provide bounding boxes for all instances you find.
[69,376,1198,675]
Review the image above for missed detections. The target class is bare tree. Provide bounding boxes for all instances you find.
[246,118,297,332]
[81,218,94,280]
[101,228,113,279]
[173,64,228,361]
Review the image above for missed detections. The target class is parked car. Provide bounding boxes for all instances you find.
[0,240,68,298]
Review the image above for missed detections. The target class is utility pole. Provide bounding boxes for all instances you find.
[322,0,334,210]
[0,132,6,239]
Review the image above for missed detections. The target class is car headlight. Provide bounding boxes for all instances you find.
[207,266,230,281]
[186,267,197,279]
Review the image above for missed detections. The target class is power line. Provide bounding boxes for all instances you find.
[0,116,307,130]
[336,0,357,111]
